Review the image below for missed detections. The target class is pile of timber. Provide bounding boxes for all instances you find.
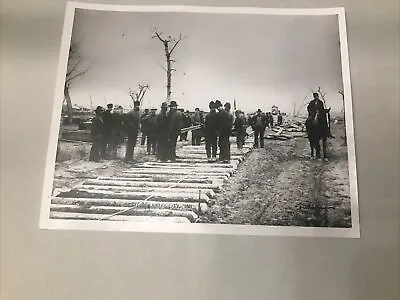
[61,129,91,143]
[50,137,254,224]
[265,121,306,141]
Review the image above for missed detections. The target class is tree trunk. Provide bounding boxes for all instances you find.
[166,54,172,101]
[64,83,73,124]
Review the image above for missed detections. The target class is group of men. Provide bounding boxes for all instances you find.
[88,98,289,163]
[89,100,182,162]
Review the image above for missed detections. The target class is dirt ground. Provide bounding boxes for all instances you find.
[199,122,352,227]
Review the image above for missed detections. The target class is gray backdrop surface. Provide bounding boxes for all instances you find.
[0,0,399,299]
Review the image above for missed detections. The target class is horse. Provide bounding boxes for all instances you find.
[307,108,330,160]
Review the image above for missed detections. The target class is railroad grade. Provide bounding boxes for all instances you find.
[50,134,255,223]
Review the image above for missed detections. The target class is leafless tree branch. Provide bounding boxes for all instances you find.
[66,57,82,78]
[152,28,166,42]
[66,65,91,83]
[168,34,183,55]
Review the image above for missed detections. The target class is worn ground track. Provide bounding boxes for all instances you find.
[50,134,255,223]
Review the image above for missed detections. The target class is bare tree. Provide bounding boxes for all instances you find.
[64,39,91,123]
[314,86,335,137]
[338,89,345,113]
[292,94,310,117]
[338,89,346,140]
[152,28,185,101]
[128,84,150,106]
[316,86,329,108]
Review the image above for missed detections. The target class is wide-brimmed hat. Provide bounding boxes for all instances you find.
[161,102,168,108]
[150,108,157,111]
[169,100,178,107]
[107,103,113,108]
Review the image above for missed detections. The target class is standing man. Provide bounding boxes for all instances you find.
[204,101,218,162]
[233,110,247,150]
[217,102,234,163]
[110,105,124,159]
[102,103,114,158]
[124,101,141,162]
[191,107,204,146]
[140,108,150,146]
[166,100,182,161]
[179,110,191,141]
[265,112,272,128]
[89,106,105,162]
[250,109,267,148]
[146,108,158,155]
[277,111,283,126]
[156,102,169,162]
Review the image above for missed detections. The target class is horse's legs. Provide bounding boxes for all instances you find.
[315,138,321,158]
[322,135,328,159]
[309,138,315,157]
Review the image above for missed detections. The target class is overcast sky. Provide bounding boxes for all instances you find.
[67,8,344,114]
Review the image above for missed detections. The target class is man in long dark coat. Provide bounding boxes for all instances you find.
[233,110,247,150]
[140,109,150,146]
[191,108,204,146]
[102,103,114,158]
[179,110,191,141]
[217,102,234,163]
[250,109,267,148]
[146,108,158,155]
[156,102,169,162]
[166,100,182,161]
[89,106,105,162]
[204,101,218,162]
[110,105,124,159]
[124,101,141,162]
[277,111,283,126]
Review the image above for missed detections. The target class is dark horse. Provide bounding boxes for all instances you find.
[306,107,330,160]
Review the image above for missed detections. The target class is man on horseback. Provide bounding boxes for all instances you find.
[306,93,326,133]
[306,93,329,159]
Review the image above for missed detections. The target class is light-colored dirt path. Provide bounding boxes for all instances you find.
[200,122,352,227]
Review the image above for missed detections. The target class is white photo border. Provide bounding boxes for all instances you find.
[39,2,360,238]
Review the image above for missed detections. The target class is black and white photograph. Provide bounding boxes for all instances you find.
[40,3,360,237]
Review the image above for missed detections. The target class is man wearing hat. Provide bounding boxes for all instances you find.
[204,101,218,162]
[140,108,150,146]
[89,106,105,162]
[124,100,141,162]
[277,111,283,126]
[146,108,158,155]
[110,105,125,159]
[166,100,182,161]
[233,110,247,150]
[306,92,328,137]
[102,103,114,158]
[156,102,169,161]
[179,110,191,141]
[216,102,234,163]
[191,107,204,146]
[250,109,267,148]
